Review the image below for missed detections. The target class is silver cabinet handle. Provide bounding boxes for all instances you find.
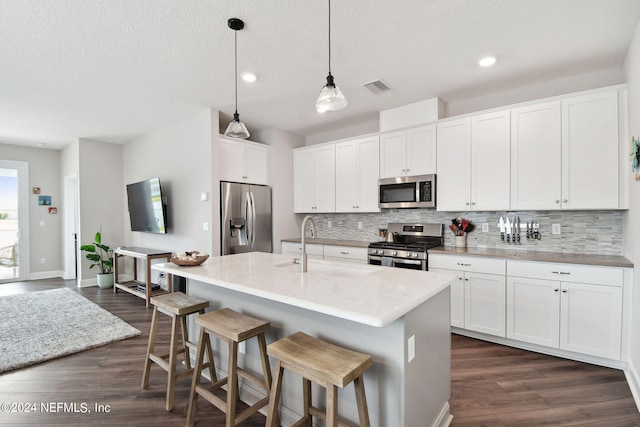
[562,289,568,293]
[340,251,349,255]
[551,271,571,275]
[457,263,471,266]
[554,288,559,292]
[555,200,560,203]
[563,199,568,203]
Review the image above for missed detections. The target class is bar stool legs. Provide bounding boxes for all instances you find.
[266,331,372,427]
[186,308,273,427]
[141,292,214,411]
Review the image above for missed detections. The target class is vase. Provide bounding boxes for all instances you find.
[454,235,467,248]
[97,273,114,289]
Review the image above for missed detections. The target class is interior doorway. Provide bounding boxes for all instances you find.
[63,174,78,281]
[0,160,29,283]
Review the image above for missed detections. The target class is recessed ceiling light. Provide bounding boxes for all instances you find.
[479,56,497,67]
[242,73,257,82]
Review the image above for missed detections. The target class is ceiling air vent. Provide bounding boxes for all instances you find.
[362,79,391,94]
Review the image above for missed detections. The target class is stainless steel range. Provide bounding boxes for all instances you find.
[368,223,444,271]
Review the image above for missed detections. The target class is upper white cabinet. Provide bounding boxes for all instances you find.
[471,111,511,211]
[219,137,269,185]
[561,91,619,209]
[436,118,471,211]
[437,111,510,211]
[293,144,336,213]
[511,90,619,210]
[380,124,437,178]
[511,101,562,210]
[335,136,380,212]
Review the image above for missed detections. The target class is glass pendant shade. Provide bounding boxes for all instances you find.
[316,73,348,112]
[224,112,250,139]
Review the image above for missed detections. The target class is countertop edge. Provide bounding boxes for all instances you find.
[428,247,633,268]
[281,238,370,248]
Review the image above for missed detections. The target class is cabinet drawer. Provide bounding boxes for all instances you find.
[323,245,368,262]
[507,260,623,287]
[281,242,323,257]
[429,254,505,275]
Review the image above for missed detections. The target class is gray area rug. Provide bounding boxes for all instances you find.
[0,287,141,373]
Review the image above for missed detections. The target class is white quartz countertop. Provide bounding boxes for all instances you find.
[152,252,456,327]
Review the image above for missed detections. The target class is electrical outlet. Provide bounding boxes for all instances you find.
[552,224,561,235]
[357,221,363,230]
[203,222,209,231]
[40,257,46,264]
[200,191,208,201]
[328,220,332,228]
[408,335,415,363]
[40,220,45,227]
[482,223,489,232]
[238,341,246,354]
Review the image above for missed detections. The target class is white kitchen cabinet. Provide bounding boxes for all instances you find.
[293,144,336,213]
[511,90,619,210]
[430,254,506,337]
[507,261,623,360]
[335,136,380,212]
[561,90,619,209]
[470,110,511,211]
[323,245,368,263]
[437,111,510,211]
[380,124,437,178]
[219,137,269,185]
[281,241,323,259]
[436,118,471,211]
[510,101,562,210]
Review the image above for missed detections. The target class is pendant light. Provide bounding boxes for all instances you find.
[224,18,250,139]
[315,0,347,112]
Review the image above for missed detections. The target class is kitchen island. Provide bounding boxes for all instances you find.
[153,252,456,427]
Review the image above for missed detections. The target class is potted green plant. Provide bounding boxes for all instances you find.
[80,230,114,289]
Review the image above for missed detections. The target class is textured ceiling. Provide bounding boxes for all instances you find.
[1,0,639,149]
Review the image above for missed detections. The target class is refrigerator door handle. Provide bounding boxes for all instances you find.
[250,192,257,248]
[244,191,252,248]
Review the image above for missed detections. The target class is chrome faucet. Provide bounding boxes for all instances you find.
[300,215,317,273]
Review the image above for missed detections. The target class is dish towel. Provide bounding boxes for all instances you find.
[381,257,393,267]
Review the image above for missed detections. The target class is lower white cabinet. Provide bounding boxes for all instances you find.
[323,245,368,263]
[281,241,323,259]
[429,254,506,337]
[507,261,623,360]
[280,241,367,264]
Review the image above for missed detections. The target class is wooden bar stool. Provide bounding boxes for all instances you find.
[266,331,373,427]
[141,292,214,411]
[186,308,273,427]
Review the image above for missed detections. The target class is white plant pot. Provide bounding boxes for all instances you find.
[97,273,114,289]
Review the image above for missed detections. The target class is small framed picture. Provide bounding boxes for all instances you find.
[38,195,51,206]
[48,207,58,214]
[32,187,41,194]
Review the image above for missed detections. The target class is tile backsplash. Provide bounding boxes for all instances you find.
[309,210,624,256]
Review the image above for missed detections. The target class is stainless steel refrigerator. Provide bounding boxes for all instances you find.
[220,181,272,255]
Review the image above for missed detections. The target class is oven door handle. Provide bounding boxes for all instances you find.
[368,256,423,266]
[391,258,423,266]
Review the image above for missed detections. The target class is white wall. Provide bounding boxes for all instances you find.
[445,67,625,118]
[0,143,62,278]
[252,128,305,251]
[122,109,217,257]
[77,139,124,284]
[623,19,640,409]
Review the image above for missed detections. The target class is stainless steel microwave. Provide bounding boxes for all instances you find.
[378,174,436,209]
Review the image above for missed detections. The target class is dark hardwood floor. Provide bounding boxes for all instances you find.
[0,278,639,426]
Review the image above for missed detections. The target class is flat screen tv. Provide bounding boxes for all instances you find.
[126,177,168,233]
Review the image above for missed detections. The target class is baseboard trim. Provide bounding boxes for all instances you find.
[451,328,626,370]
[432,402,453,427]
[29,270,64,280]
[625,358,640,412]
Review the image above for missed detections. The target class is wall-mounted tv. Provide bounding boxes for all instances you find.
[126,177,168,233]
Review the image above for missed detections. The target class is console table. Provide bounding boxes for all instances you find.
[113,247,173,307]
